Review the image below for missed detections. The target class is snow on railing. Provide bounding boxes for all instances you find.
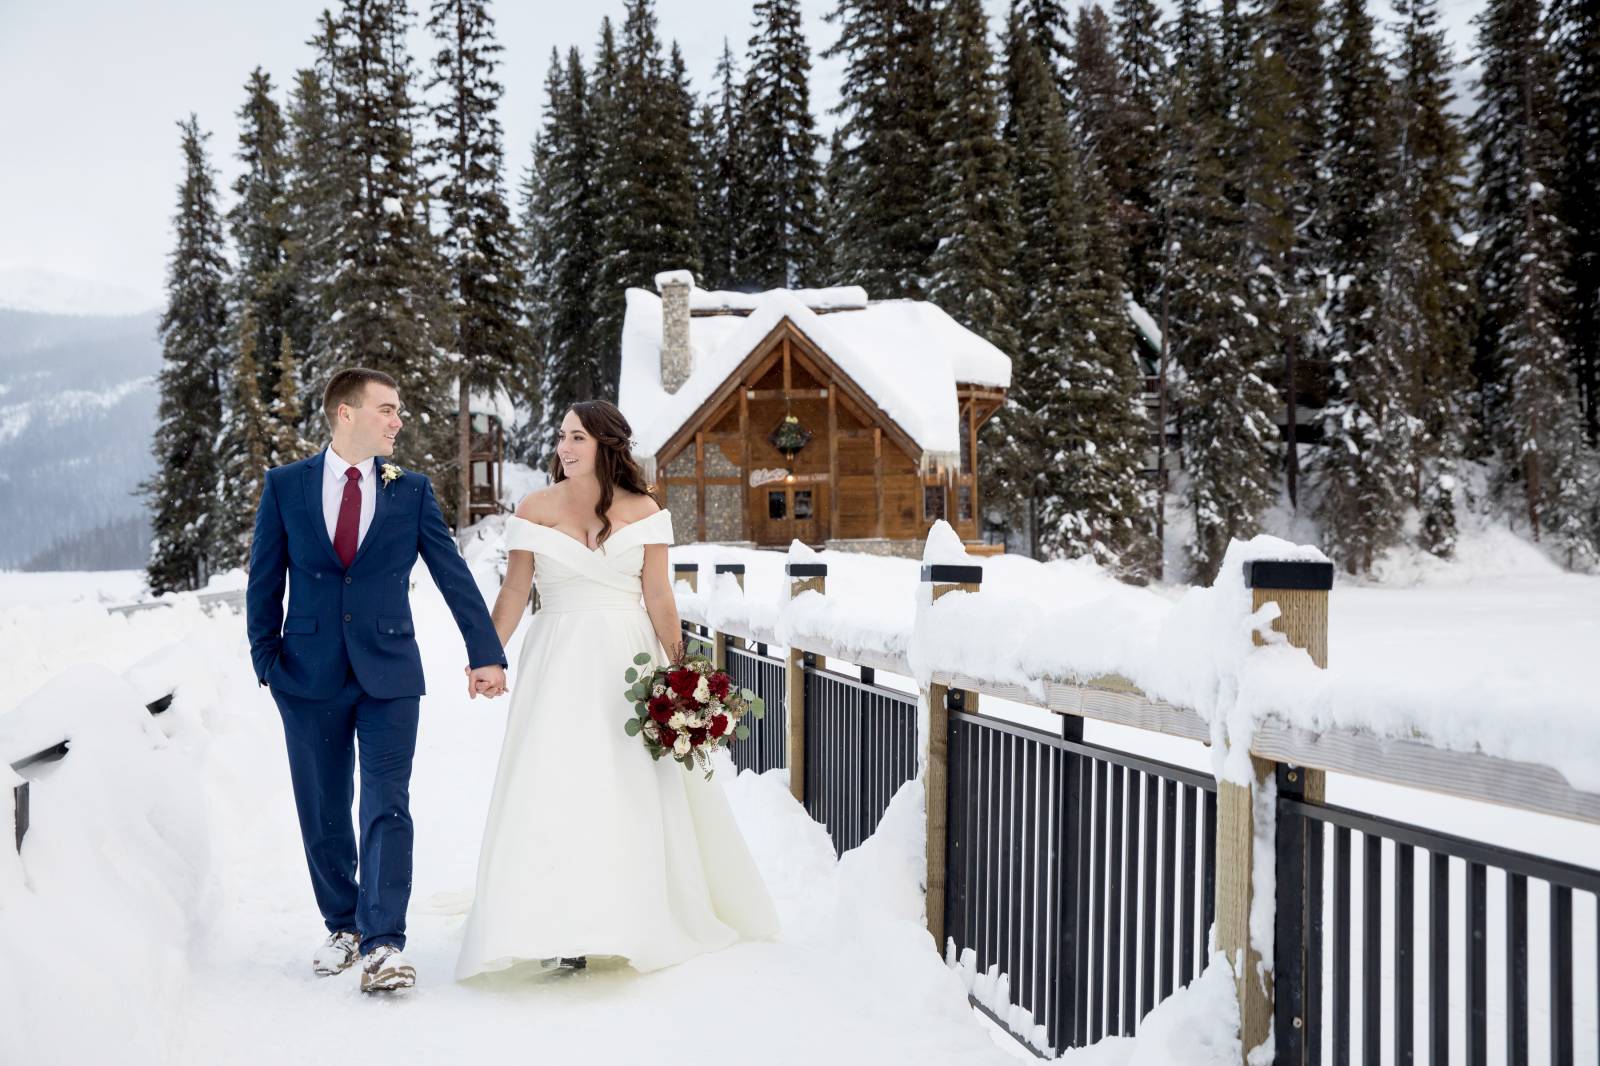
[5,629,200,853]
[106,587,247,616]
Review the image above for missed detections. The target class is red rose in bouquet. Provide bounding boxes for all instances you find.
[667,669,700,698]
[621,651,765,779]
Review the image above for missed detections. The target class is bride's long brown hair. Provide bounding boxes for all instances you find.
[550,400,659,547]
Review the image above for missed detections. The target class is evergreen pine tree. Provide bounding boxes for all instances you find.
[1393,0,1474,557]
[142,117,230,595]
[697,41,746,289]
[425,0,534,521]
[669,43,702,281]
[1232,0,1329,508]
[1011,0,1076,98]
[1316,0,1411,573]
[321,0,455,499]
[1053,155,1156,576]
[270,333,315,464]
[1066,5,1122,161]
[1110,0,1166,302]
[1472,0,1599,564]
[217,310,274,569]
[814,126,848,285]
[228,68,295,409]
[1159,6,1282,583]
[1551,0,1600,444]
[510,130,550,465]
[822,0,940,297]
[590,0,700,397]
[740,0,824,288]
[528,44,605,463]
[988,23,1070,558]
[993,22,1152,573]
[927,0,1018,355]
[283,14,346,427]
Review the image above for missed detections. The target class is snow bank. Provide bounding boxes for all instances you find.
[0,663,229,1065]
[1119,954,1243,1066]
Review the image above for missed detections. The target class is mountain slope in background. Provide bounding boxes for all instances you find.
[0,308,162,570]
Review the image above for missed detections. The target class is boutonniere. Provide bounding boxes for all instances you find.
[380,462,403,486]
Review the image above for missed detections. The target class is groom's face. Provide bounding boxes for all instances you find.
[340,382,404,457]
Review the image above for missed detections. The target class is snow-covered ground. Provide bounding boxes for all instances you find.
[0,565,1041,1066]
[2,516,1596,1065]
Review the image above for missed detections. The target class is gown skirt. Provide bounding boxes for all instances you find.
[455,509,779,980]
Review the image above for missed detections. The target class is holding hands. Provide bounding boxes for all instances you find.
[465,664,508,699]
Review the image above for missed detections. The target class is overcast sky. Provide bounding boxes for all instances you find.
[0,0,1483,314]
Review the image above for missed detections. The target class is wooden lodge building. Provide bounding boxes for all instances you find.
[617,271,1014,555]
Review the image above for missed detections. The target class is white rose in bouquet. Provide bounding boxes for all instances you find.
[693,675,710,702]
[673,734,692,756]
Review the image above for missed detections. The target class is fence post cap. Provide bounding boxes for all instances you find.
[672,562,699,573]
[784,562,828,578]
[714,563,746,574]
[920,563,984,585]
[1242,559,1333,591]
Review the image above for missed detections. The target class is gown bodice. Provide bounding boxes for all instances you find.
[504,509,674,614]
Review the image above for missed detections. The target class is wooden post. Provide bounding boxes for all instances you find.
[1245,560,1331,669]
[1217,558,1332,1063]
[673,561,698,594]
[784,562,826,804]
[922,561,983,951]
[712,563,746,669]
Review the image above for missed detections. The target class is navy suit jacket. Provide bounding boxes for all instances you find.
[245,450,507,700]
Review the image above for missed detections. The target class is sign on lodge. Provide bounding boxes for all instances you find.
[617,270,1014,556]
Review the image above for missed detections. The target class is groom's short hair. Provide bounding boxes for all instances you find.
[323,368,399,427]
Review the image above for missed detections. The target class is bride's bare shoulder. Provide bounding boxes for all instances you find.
[515,485,562,523]
[614,488,662,522]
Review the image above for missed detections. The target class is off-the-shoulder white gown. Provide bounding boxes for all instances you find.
[454,508,779,980]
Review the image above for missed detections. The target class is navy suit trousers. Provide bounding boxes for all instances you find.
[272,665,420,955]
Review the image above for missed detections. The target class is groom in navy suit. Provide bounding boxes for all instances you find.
[247,367,507,993]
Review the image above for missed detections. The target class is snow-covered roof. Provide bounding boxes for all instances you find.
[619,280,1013,475]
[1125,295,1163,352]
[653,271,869,312]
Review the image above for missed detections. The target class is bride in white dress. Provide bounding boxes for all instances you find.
[455,401,779,981]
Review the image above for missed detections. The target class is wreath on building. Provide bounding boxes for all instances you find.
[768,414,813,463]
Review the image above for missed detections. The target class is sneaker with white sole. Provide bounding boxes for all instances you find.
[359,945,417,993]
[312,931,362,976]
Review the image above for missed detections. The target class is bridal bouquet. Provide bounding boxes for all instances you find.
[622,652,763,779]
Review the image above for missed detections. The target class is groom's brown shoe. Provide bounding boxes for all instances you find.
[360,945,417,993]
[312,931,361,976]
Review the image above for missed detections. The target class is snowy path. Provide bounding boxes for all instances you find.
[171,660,1019,1066]
[0,569,1024,1066]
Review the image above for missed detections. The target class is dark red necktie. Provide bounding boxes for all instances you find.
[333,465,363,568]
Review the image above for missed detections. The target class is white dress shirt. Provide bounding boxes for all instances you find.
[322,445,377,549]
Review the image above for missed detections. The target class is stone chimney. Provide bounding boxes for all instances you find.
[656,270,693,394]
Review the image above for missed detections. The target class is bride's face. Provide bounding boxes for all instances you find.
[556,410,597,479]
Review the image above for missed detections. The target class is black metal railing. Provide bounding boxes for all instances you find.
[725,641,787,775]
[946,708,1218,1056]
[680,621,712,659]
[804,661,919,856]
[10,693,173,852]
[1276,769,1600,1066]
